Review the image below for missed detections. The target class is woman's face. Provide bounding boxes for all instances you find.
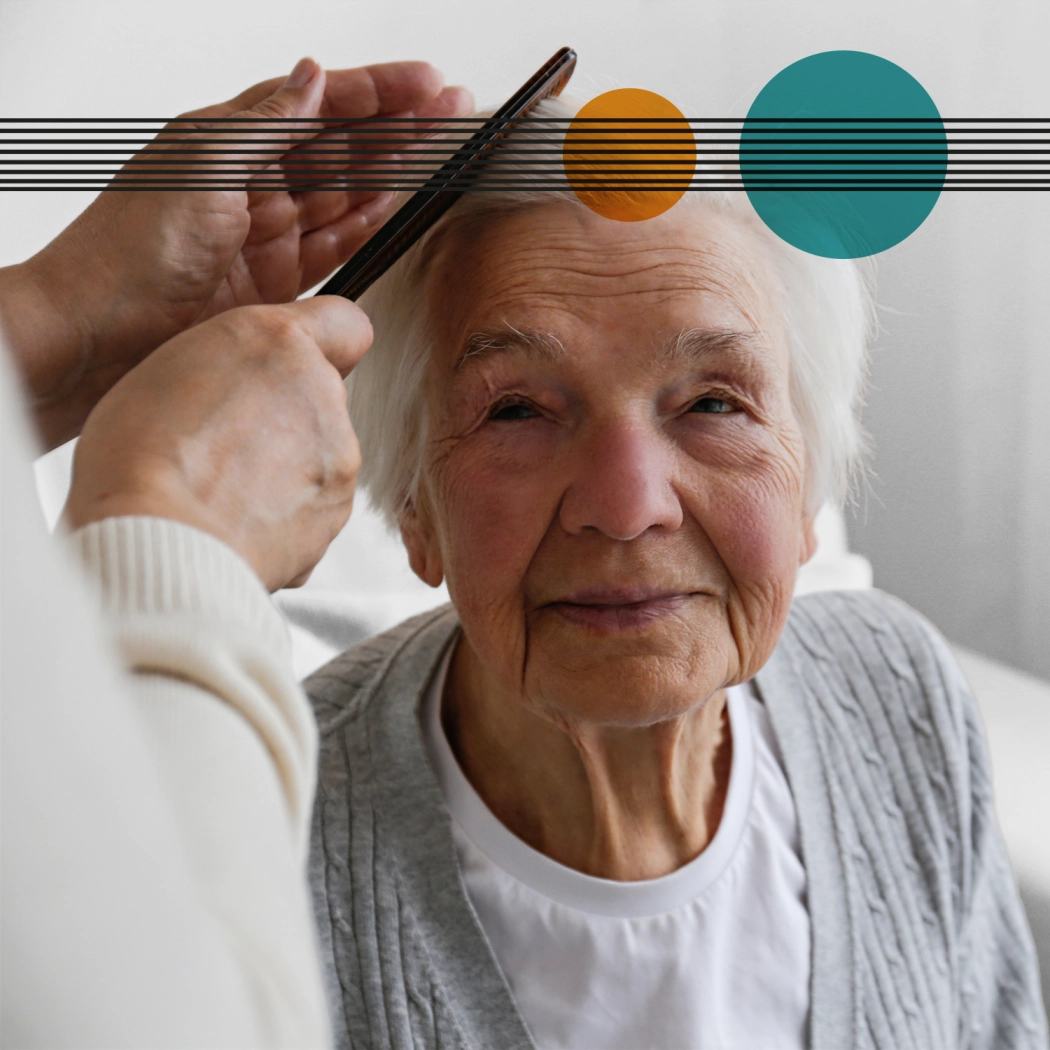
[404,201,816,726]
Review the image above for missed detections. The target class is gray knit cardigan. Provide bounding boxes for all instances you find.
[306,589,1047,1050]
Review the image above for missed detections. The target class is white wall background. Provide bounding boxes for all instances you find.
[2,0,1049,1010]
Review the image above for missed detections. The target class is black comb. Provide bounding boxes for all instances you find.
[315,47,577,301]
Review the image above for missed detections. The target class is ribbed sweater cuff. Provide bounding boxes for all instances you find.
[70,516,288,659]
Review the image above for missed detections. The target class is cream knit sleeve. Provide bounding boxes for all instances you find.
[71,516,332,1048]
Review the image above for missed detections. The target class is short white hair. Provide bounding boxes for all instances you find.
[348,96,875,528]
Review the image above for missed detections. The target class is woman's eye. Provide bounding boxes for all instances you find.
[489,401,538,421]
[688,397,735,414]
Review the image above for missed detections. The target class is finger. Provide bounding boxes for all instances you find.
[285,296,373,377]
[396,84,475,126]
[285,567,314,589]
[235,58,328,173]
[296,195,397,292]
[292,185,390,242]
[211,61,449,122]
[156,58,327,181]
[171,61,470,191]
[322,62,446,119]
[250,56,326,122]
[273,83,475,197]
[286,87,476,233]
[290,182,384,235]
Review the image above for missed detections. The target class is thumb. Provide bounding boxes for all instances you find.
[285,296,374,379]
[249,57,325,123]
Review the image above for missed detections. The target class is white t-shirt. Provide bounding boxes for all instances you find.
[421,646,810,1050]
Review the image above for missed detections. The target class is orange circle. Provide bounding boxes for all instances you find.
[563,88,696,222]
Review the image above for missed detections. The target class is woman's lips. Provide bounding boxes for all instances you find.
[546,590,698,632]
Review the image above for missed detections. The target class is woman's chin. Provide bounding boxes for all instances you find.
[521,609,731,724]
[527,658,723,727]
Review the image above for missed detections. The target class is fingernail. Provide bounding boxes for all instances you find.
[285,57,318,89]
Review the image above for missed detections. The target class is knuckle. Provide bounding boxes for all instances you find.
[321,428,361,493]
[339,436,363,483]
[319,365,352,409]
[235,304,304,345]
[205,307,316,377]
[251,97,296,122]
[162,115,212,147]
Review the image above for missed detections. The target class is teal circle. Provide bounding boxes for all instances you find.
[740,50,946,258]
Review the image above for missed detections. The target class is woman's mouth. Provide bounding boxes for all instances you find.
[546,589,697,632]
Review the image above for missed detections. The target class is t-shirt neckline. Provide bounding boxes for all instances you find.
[421,641,757,919]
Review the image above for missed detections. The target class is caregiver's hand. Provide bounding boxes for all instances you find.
[65,297,369,591]
[0,57,470,450]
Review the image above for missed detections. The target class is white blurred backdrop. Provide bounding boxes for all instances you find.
[2,0,1048,1011]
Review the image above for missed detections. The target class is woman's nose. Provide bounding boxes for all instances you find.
[558,422,683,541]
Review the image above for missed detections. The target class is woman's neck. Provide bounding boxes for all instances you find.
[442,636,733,881]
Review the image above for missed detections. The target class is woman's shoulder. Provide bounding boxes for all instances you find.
[782,587,972,720]
[771,587,982,806]
[787,586,954,665]
[304,603,458,736]
[768,598,1045,1046]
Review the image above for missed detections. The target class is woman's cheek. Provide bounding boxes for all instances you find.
[438,433,562,611]
[716,489,795,584]
[680,427,806,601]
[435,438,563,686]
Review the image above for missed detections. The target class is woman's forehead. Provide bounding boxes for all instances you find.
[424,201,784,353]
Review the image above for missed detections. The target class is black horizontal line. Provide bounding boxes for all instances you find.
[1,157,1038,167]
[0,164,1002,174]
[2,116,1048,123]
[2,138,1042,146]
[2,151,1047,160]
[3,186,1046,194]
[0,162,1038,171]
[0,129,939,138]
[8,169,1044,179]
[0,131,1003,137]
[0,145,1044,154]
[1,133,1046,144]
[4,183,1045,192]
[0,128,1043,135]
[0,127,1035,132]
[0,157,1008,166]
[1,138,1045,150]
[0,129,1042,137]
[0,148,906,157]
[3,178,1042,188]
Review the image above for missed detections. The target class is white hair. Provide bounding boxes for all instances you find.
[348,96,875,528]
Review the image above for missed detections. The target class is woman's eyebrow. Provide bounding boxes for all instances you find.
[453,327,566,373]
[663,328,766,367]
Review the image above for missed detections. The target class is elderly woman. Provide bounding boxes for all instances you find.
[306,99,1046,1050]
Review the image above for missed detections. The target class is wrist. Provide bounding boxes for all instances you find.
[69,514,290,658]
[0,251,104,451]
[67,466,224,549]
[65,460,273,590]
[0,257,81,396]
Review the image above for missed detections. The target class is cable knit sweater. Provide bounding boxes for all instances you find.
[306,592,1047,1050]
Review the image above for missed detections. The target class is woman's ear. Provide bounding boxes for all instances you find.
[400,501,445,588]
[800,508,819,566]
